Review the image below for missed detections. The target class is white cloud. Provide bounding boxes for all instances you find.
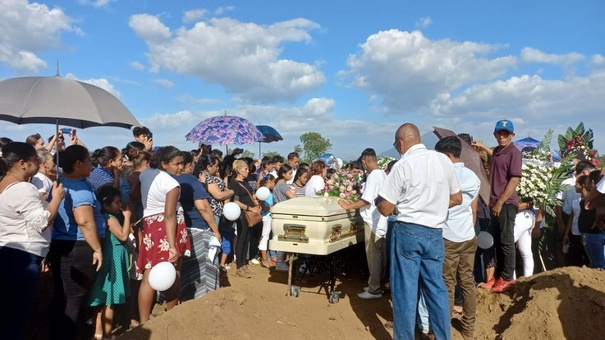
[415,17,432,28]
[129,14,325,102]
[78,0,114,7]
[183,9,207,23]
[129,61,145,71]
[153,78,175,87]
[214,6,235,15]
[344,29,516,112]
[0,0,79,73]
[521,47,584,65]
[592,54,605,66]
[65,73,122,98]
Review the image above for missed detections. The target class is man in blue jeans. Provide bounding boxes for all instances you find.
[377,123,462,340]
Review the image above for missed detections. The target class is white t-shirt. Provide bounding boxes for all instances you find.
[597,176,605,194]
[360,169,388,237]
[560,176,579,215]
[140,168,181,217]
[0,182,51,256]
[31,173,53,197]
[443,163,481,242]
[304,175,325,197]
[379,144,461,229]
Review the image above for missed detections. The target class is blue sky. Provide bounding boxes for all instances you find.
[1,0,604,160]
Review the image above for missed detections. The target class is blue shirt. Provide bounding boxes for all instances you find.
[52,177,106,241]
[88,166,114,192]
[176,174,211,230]
[262,192,274,217]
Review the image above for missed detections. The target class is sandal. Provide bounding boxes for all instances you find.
[261,259,273,268]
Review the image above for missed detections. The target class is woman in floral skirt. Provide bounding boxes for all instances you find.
[136,146,191,324]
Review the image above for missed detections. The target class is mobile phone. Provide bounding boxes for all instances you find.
[60,128,71,134]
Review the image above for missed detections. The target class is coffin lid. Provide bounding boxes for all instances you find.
[271,196,354,217]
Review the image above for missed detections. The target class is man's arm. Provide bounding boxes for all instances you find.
[338,198,369,210]
[376,196,395,216]
[492,177,521,216]
[449,191,462,208]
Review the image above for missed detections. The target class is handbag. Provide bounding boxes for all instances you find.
[237,182,262,226]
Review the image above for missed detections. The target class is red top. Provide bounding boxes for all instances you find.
[489,143,522,207]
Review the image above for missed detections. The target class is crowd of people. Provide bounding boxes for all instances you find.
[1,121,605,340]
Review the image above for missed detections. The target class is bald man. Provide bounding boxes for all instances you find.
[377,123,462,340]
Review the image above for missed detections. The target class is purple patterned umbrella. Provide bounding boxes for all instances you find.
[185,115,264,146]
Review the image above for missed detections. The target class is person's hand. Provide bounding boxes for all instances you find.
[471,140,486,150]
[593,219,605,231]
[168,247,180,263]
[562,234,570,246]
[113,166,122,178]
[143,137,153,151]
[121,205,132,220]
[51,182,65,202]
[212,230,222,244]
[252,206,262,213]
[198,172,207,183]
[93,250,103,271]
[69,131,78,145]
[41,258,50,273]
[338,199,350,209]
[491,201,503,217]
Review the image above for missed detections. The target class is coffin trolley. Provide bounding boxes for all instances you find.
[268,196,364,303]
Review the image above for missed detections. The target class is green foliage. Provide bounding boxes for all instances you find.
[293,144,303,155]
[299,132,332,163]
[240,149,256,159]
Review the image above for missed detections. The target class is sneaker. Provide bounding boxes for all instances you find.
[384,321,393,329]
[250,258,260,265]
[357,290,382,299]
[491,278,515,293]
[236,267,251,278]
[363,286,385,294]
[478,277,497,289]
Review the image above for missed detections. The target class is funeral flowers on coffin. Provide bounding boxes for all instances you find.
[320,170,364,202]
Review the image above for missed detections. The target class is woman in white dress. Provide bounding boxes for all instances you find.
[304,160,327,197]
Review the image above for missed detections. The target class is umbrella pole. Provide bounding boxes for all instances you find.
[259,142,261,158]
[55,118,60,177]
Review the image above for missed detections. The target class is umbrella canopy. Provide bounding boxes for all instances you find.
[185,115,264,146]
[256,125,283,143]
[256,124,283,156]
[0,76,140,129]
[514,137,541,152]
[433,126,491,206]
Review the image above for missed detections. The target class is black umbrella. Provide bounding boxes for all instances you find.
[256,125,283,156]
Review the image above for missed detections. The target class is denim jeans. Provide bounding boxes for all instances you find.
[391,222,450,340]
[417,288,430,333]
[583,233,605,270]
[0,247,43,340]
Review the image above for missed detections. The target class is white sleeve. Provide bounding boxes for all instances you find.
[379,163,405,204]
[361,171,385,203]
[13,183,50,233]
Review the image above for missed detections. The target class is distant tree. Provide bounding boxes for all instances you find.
[240,150,256,159]
[262,151,280,159]
[299,132,332,162]
[293,144,303,155]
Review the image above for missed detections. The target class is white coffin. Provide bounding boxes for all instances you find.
[268,196,364,255]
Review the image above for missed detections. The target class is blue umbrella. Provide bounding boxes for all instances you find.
[514,137,541,152]
[256,124,283,156]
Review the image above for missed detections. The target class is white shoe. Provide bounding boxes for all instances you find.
[364,286,385,294]
[357,291,382,299]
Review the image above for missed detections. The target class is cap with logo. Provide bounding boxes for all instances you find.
[494,119,514,133]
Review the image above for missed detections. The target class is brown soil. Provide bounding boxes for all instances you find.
[118,265,605,340]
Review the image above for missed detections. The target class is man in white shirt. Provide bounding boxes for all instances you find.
[377,123,462,340]
[435,136,481,340]
[286,152,300,184]
[338,148,388,299]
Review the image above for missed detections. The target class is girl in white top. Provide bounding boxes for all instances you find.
[136,146,190,324]
[31,149,56,201]
[304,160,327,197]
[0,142,64,340]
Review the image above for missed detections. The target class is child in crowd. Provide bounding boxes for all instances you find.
[258,175,276,268]
[289,167,309,197]
[89,186,132,340]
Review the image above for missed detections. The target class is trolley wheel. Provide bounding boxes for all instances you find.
[290,285,301,297]
[329,291,340,304]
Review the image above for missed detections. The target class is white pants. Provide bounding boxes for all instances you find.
[514,210,535,278]
[258,215,272,251]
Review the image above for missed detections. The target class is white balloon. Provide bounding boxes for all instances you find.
[148,261,176,291]
[256,186,270,201]
[477,231,494,249]
[223,202,241,221]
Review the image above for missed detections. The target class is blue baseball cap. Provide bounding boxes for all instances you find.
[494,119,514,133]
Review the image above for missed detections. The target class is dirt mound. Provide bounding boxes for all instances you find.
[121,266,605,340]
[475,266,605,340]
